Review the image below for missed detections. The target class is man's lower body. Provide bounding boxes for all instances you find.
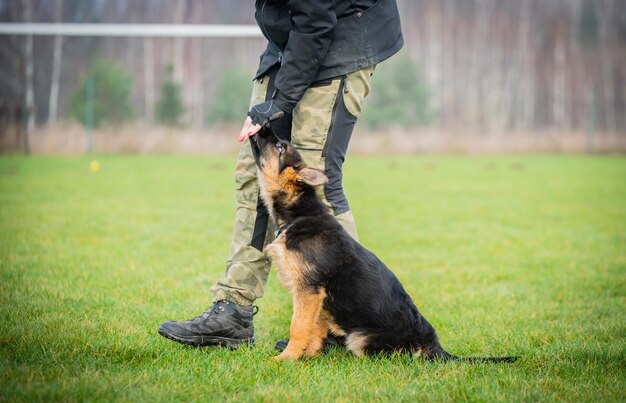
[159,65,375,347]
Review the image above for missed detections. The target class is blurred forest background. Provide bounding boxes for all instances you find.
[1,0,625,154]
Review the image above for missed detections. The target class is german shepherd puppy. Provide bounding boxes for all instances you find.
[250,126,516,363]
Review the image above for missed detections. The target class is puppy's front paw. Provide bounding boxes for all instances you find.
[305,341,323,357]
[274,350,302,361]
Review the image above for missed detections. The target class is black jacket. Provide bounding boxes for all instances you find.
[254,0,404,112]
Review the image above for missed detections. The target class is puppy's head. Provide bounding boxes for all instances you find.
[250,126,327,206]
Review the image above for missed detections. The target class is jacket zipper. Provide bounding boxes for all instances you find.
[322,76,347,158]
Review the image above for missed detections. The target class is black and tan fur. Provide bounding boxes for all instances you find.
[250,126,516,362]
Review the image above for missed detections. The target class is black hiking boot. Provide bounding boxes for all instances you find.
[158,301,257,349]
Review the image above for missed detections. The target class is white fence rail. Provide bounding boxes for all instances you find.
[0,23,263,38]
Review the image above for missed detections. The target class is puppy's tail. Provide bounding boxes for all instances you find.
[412,316,517,363]
[425,349,518,363]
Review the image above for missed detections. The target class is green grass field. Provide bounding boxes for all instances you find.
[1,154,624,401]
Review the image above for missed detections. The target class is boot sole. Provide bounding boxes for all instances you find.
[158,328,254,349]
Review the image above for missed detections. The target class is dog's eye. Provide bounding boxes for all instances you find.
[276,143,285,154]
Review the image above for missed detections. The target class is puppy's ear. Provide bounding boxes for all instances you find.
[296,167,328,187]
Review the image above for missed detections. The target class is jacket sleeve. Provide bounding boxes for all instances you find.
[272,0,337,113]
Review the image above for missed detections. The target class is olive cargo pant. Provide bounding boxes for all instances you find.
[211,65,375,306]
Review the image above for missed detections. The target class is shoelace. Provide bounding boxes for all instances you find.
[191,303,226,322]
[191,302,259,322]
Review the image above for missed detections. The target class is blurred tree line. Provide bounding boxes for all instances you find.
[0,0,625,134]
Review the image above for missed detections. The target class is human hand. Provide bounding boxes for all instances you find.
[238,116,262,142]
[238,100,285,142]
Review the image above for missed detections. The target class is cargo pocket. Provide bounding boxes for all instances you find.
[234,141,259,211]
[342,65,376,120]
[291,78,342,152]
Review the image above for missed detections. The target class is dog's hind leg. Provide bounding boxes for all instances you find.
[275,290,326,361]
